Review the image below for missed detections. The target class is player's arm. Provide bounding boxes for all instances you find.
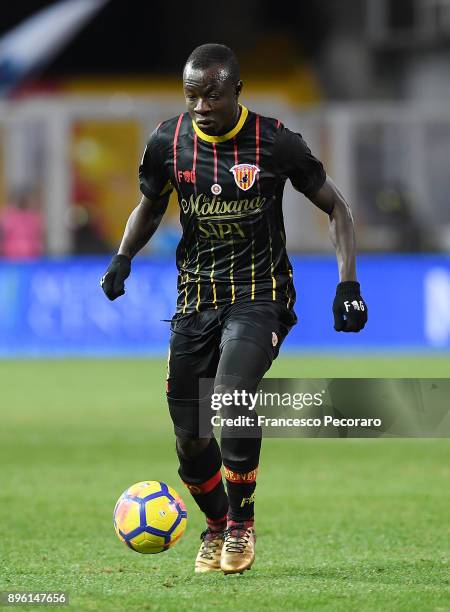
[118,193,169,260]
[309,178,367,332]
[309,177,356,282]
[273,125,367,332]
[101,126,172,301]
[101,193,169,301]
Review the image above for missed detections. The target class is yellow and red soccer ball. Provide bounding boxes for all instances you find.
[113,481,187,554]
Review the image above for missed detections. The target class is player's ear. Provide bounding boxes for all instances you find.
[236,80,243,98]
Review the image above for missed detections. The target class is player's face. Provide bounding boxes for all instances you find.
[183,64,242,136]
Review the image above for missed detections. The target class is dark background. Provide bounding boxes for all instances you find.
[1,0,331,77]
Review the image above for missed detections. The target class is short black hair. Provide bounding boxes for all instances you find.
[184,43,240,83]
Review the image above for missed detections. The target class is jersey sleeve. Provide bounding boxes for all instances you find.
[139,127,173,199]
[272,126,326,198]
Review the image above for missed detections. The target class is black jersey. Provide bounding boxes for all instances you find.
[139,104,326,316]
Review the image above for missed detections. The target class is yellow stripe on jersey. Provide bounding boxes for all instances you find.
[287,268,293,309]
[182,273,189,314]
[230,239,235,304]
[159,179,173,196]
[269,231,276,301]
[195,240,201,312]
[280,229,293,308]
[192,105,249,143]
[181,251,188,314]
[210,244,218,309]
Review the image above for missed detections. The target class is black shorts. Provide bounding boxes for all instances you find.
[166,301,297,437]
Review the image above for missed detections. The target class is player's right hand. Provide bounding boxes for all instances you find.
[100,254,131,300]
[333,281,368,332]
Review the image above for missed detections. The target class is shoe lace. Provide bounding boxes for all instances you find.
[223,525,250,554]
[199,528,223,560]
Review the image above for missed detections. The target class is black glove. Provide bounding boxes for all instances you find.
[333,281,368,332]
[100,254,131,301]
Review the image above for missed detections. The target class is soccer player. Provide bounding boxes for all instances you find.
[101,44,368,574]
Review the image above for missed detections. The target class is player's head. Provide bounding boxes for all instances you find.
[183,43,243,136]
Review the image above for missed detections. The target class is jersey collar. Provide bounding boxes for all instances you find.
[192,104,248,143]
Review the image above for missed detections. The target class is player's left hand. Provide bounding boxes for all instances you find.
[333,281,368,332]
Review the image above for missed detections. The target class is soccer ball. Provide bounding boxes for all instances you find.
[113,481,187,554]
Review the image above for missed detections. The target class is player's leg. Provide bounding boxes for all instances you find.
[215,302,296,573]
[213,338,268,573]
[215,340,268,525]
[166,311,228,572]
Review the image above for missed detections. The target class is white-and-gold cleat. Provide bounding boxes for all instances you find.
[220,524,255,574]
[194,528,224,573]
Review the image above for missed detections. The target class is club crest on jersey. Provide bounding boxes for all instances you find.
[230,164,260,191]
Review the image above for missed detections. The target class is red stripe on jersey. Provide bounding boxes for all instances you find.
[276,119,281,129]
[233,137,239,165]
[255,114,260,167]
[212,142,218,183]
[173,113,184,182]
[255,114,260,192]
[192,132,198,191]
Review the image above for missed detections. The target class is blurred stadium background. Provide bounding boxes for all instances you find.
[1,0,450,355]
[1,2,449,609]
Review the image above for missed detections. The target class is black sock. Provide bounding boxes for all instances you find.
[177,437,228,524]
[223,465,257,524]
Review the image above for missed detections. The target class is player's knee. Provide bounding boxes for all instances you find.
[176,436,210,459]
[213,383,251,416]
[213,383,235,397]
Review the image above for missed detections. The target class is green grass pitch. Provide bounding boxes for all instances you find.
[1,356,449,611]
